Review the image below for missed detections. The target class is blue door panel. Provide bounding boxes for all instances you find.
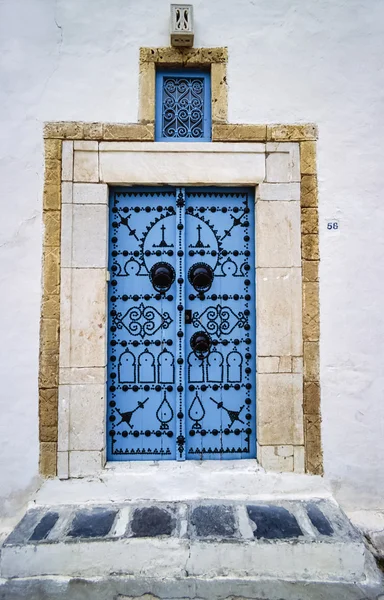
[107,188,179,460]
[107,187,256,461]
[184,189,256,460]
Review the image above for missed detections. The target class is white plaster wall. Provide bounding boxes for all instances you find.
[0,0,383,517]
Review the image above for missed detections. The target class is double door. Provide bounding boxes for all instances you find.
[107,187,256,460]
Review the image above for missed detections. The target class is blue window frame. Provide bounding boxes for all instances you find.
[155,69,211,142]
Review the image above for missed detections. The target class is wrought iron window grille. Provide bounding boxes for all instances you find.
[155,69,211,142]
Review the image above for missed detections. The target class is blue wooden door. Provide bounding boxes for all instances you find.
[184,189,256,459]
[107,187,256,461]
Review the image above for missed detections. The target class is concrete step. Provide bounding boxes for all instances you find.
[1,499,383,599]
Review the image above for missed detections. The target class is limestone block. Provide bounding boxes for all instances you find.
[40,317,59,353]
[301,208,319,235]
[257,356,279,373]
[302,260,319,282]
[61,141,73,182]
[73,183,108,204]
[257,201,301,268]
[42,247,60,296]
[292,357,303,374]
[103,123,154,141]
[57,451,69,479]
[138,61,155,123]
[59,268,72,369]
[41,293,59,320]
[266,143,300,183]
[259,445,294,472]
[70,268,107,368]
[73,150,99,183]
[276,445,294,457]
[39,388,57,442]
[40,348,59,368]
[43,210,60,248]
[43,182,61,210]
[83,122,103,140]
[257,373,304,446]
[212,123,266,142]
[58,385,70,452]
[44,139,62,160]
[69,450,103,478]
[256,182,300,201]
[278,356,292,373]
[301,175,318,207]
[257,356,295,373]
[45,159,61,186]
[72,204,108,268]
[61,181,72,204]
[39,442,57,477]
[139,46,228,65]
[304,415,323,475]
[69,384,105,451]
[303,282,320,341]
[300,141,317,175]
[267,124,318,142]
[39,388,58,430]
[74,141,98,151]
[59,367,106,385]
[304,381,321,414]
[99,142,265,185]
[257,268,303,356]
[302,234,319,261]
[211,63,228,123]
[306,443,323,475]
[294,446,305,473]
[44,122,84,139]
[304,342,320,381]
[60,204,73,268]
[38,356,59,389]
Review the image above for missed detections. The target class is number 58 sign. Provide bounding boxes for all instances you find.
[326,220,339,231]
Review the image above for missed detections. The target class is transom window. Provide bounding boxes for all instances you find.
[155,69,211,142]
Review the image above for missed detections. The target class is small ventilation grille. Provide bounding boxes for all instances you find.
[170,4,194,47]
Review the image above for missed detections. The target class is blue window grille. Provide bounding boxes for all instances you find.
[155,69,211,142]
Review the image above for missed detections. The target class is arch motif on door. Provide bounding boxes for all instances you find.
[158,348,175,383]
[138,350,155,383]
[118,350,136,384]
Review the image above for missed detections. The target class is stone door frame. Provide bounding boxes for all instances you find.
[39,47,321,478]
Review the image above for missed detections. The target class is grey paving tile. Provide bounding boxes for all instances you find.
[306,503,334,536]
[4,509,46,546]
[29,511,60,542]
[247,504,303,539]
[67,508,118,539]
[130,506,176,537]
[190,504,236,538]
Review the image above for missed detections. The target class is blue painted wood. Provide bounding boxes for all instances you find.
[107,187,256,461]
[107,188,178,460]
[184,188,256,459]
[155,69,211,142]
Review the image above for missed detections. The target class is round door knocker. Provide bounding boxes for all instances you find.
[190,331,212,359]
[150,262,175,293]
[188,263,214,292]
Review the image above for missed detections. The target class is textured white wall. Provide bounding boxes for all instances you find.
[0,0,383,517]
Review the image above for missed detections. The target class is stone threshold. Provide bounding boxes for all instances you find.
[0,572,383,600]
[0,499,369,579]
[34,463,331,506]
[1,499,383,600]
